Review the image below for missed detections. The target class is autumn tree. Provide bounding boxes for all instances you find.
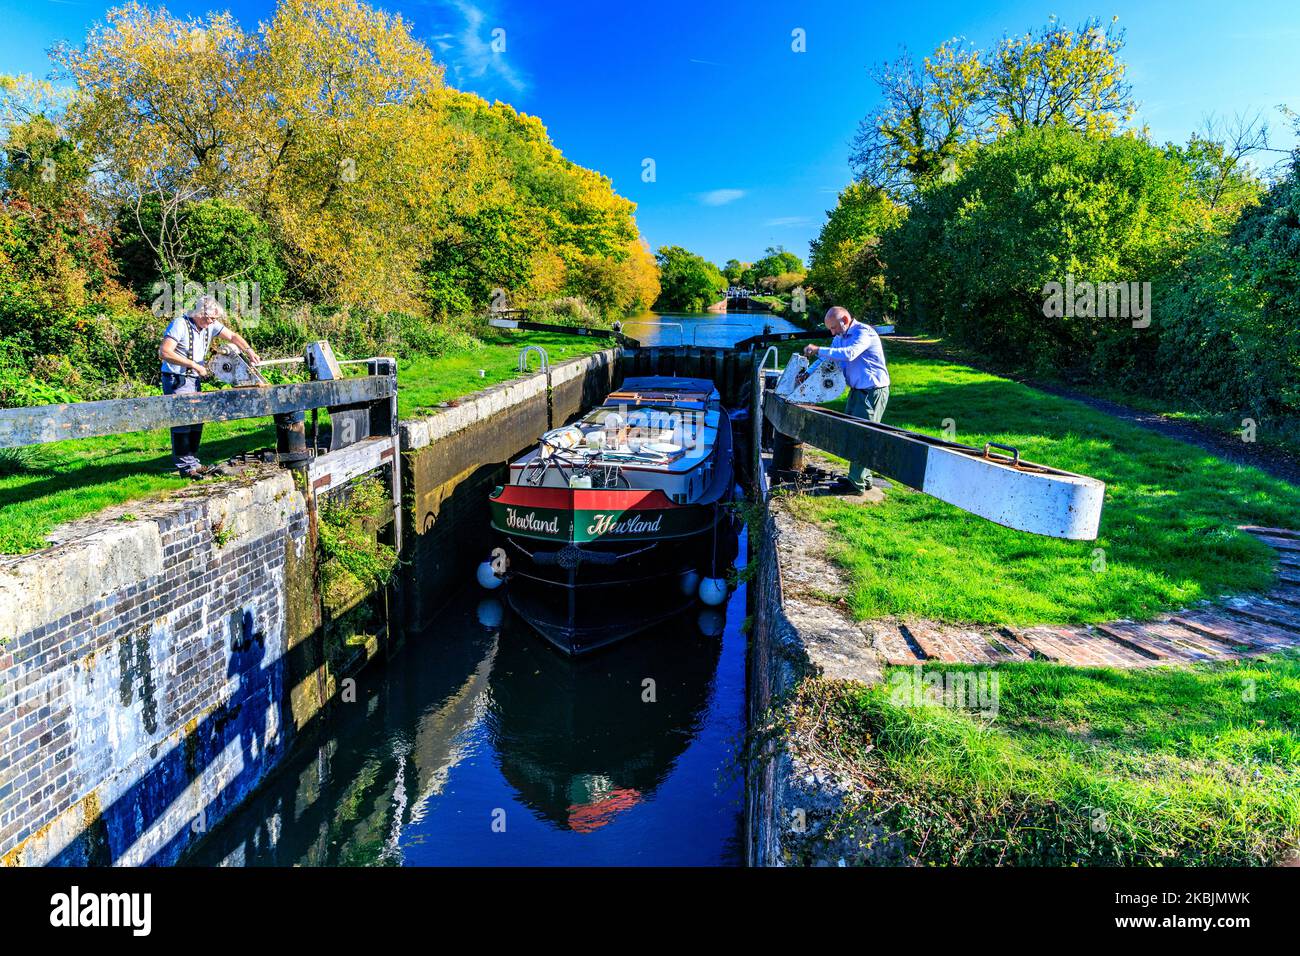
[37,0,652,320]
[852,17,1137,197]
[55,0,484,310]
[982,17,1134,136]
[0,77,144,403]
[249,0,483,308]
[434,91,644,316]
[56,5,250,274]
[566,239,660,318]
[0,111,91,212]
[0,76,129,351]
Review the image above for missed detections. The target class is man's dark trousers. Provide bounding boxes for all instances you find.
[844,384,890,490]
[161,372,204,475]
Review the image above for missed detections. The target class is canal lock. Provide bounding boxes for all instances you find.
[189,343,766,864]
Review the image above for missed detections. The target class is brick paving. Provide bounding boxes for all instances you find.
[865,527,1300,669]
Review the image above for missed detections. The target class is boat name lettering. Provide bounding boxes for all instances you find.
[587,512,664,536]
[505,508,561,534]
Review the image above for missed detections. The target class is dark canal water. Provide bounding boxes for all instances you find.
[190,537,749,866]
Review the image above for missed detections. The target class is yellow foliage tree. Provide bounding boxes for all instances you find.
[51,0,651,317]
[621,237,661,313]
[57,0,490,310]
[983,16,1135,136]
[852,16,1137,197]
[431,91,645,316]
[248,0,488,309]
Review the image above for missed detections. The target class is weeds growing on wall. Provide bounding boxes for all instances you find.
[318,477,399,611]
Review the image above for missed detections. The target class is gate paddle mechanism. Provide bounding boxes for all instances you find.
[774,355,846,404]
[208,345,266,387]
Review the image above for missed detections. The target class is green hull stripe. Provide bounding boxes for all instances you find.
[491,502,714,543]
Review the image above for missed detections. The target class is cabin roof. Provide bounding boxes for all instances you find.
[617,376,717,395]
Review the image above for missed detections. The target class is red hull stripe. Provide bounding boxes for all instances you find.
[492,485,680,511]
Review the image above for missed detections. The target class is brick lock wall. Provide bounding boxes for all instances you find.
[0,473,310,866]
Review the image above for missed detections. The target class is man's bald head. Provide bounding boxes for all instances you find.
[824,306,853,335]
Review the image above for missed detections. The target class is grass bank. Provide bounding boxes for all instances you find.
[895,335,1300,469]
[795,656,1300,865]
[0,329,608,554]
[784,348,1300,625]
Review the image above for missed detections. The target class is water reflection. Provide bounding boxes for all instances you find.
[621,310,802,347]
[486,604,722,834]
[189,561,745,866]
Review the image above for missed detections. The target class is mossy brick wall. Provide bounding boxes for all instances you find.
[0,472,315,866]
[400,348,618,629]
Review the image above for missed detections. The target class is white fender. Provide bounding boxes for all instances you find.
[698,577,729,607]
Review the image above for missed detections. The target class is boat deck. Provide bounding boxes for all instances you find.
[509,377,727,493]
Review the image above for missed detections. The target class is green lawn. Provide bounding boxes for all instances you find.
[784,349,1300,625]
[799,656,1300,865]
[0,329,610,554]
[396,330,607,415]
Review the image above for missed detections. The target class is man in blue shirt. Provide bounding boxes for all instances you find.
[158,296,261,478]
[804,306,890,491]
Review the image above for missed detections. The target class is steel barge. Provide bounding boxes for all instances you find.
[485,376,738,654]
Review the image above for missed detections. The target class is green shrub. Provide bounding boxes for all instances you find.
[527,295,599,327]
[653,245,725,312]
[115,197,287,312]
[1151,164,1300,420]
[0,363,80,407]
[318,478,399,611]
[177,198,287,307]
[244,311,311,357]
[882,127,1205,374]
[241,305,483,365]
[808,182,905,321]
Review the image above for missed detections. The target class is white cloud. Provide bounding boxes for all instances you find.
[429,1,528,96]
[698,188,746,206]
[765,216,812,227]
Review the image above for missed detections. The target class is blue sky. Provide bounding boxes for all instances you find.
[4,0,1298,265]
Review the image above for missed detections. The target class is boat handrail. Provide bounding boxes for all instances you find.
[619,321,684,347]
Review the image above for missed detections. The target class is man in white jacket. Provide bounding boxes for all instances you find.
[804,306,890,491]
